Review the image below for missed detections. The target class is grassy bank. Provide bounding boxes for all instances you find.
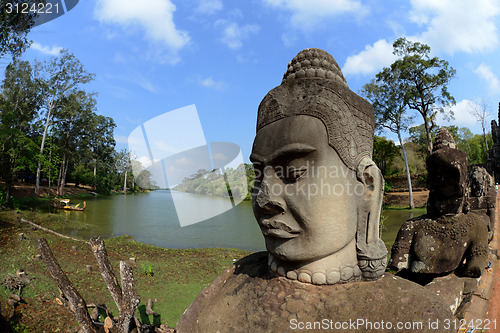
[0,210,250,332]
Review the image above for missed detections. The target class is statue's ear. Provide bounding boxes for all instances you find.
[356,157,388,280]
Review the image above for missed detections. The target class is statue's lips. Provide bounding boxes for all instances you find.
[259,219,300,239]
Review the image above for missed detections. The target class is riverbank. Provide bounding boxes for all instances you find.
[0,210,250,331]
[384,190,429,208]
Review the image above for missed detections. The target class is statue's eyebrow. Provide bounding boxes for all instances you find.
[250,143,316,165]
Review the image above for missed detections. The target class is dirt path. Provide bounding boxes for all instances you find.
[384,190,429,208]
[7,182,96,198]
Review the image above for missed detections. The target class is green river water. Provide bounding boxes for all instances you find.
[55,190,425,252]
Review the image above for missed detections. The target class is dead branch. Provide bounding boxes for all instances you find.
[21,218,89,244]
[89,236,124,313]
[37,238,100,333]
[38,236,159,333]
[117,261,140,332]
[146,299,159,317]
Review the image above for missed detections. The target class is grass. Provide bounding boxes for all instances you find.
[383,206,427,212]
[0,209,250,331]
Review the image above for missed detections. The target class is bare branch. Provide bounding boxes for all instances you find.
[117,261,140,332]
[37,238,100,333]
[89,236,124,312]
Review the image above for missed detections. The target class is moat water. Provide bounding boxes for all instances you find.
[55,190,424,251]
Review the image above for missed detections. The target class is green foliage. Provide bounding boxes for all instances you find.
[383,37,456,155]
[373,136,400,176]
[408,124,492,164]
[174,163,255,201]
[0,1,44,59]
[142,263,154,277]
[384,182,393,194]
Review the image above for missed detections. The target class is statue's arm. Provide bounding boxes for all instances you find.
[458,219,489,278]
[388,219,417,271]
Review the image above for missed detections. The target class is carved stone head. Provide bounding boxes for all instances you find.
[427,127,468,217]
[250,48,387,285]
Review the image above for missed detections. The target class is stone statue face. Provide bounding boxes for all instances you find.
[250,115,358,263]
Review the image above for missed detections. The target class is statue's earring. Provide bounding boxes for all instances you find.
[356,157,388,280]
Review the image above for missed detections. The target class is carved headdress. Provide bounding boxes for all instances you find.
[257,48,375,170]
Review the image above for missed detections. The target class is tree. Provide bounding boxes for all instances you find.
[408,124,433,159]
[361,76,416,208]
[372,136,400,177]
[469,98,491,153]
[84,114,116,190]
[0,0,43,59]
[384,37,456,155]
[52,90,96,196]
[0,59,41,204]
[33,49,95,196]
[115,149,132,194]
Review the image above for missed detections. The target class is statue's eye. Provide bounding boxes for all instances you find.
[281,168,307,183]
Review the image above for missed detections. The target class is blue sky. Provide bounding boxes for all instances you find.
[11,0,500,161]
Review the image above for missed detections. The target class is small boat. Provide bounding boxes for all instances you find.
[52,199,86,211]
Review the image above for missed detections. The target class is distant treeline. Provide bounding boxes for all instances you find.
[173,163,255,201]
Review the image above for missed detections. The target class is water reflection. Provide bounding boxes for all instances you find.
[56,191,424,252]
[61,191,264,251]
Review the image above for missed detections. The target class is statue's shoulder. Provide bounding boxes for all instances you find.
[177,256,456,333]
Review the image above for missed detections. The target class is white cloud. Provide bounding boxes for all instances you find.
[136,74,158,93]
[94,0,190,63]
[196,0,223,15]
[409,0,500,54]
[342,39,396,76]
[444,99,477,127]
[216,21,259,50]
[436,99,486,134]
[199,77,226,90]
[474,63,500,94]
[30,42,63,56]
[263,0,368,31]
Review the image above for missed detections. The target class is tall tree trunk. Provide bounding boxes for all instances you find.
[123,172,127,195]
[482,124,489,161]
[35,102,54,196]
[5,184,11,205]
[57,155,66,196]
[60,156,69,197]
[56,158,63,195]
[93,157,97,190]
[398,132,415,209]
[48,150,52,197]
[423,118,433,156]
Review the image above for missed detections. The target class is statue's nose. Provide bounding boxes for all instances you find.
[256,180,285,215]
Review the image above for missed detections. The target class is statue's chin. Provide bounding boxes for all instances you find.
[267,247,327,265]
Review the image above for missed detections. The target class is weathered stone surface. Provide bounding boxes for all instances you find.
[390,213,488,276]
[486,102,500,179]
[467,166,496,242]
[390,128,489,278]
[427,128,468,217]
[423,274,478,314]
[177,252,455,333]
